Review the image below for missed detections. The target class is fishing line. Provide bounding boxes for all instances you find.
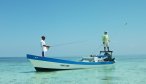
[51,40,88,47]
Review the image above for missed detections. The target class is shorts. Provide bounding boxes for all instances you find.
[103,42,109,47]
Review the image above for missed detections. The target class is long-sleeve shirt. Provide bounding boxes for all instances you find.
[41,40,48,52]
[102,34,110,43]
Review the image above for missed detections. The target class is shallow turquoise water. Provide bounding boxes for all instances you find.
[0,55,146,84]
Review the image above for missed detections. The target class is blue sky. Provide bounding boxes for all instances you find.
[0,0,146,57]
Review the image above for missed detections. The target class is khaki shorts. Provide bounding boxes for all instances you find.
[103,42,109,47]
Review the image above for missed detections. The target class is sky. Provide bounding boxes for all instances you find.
[0,0,146,57]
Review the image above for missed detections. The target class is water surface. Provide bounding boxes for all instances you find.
[0,55,146,84]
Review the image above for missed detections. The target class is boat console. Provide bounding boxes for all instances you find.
[81,51,115,62]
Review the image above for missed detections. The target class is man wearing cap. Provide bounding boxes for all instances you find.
[102,32,110,51]
[41,36,50,57]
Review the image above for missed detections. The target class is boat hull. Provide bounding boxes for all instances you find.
[27,54,115,71]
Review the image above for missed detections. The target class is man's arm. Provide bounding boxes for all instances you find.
[43,45,50,48]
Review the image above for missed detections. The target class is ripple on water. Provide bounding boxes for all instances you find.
[101,76,122,81]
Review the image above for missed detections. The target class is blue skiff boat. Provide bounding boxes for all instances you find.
[27,51,115,71]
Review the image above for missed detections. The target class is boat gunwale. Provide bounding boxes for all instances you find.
[27,54,115,65]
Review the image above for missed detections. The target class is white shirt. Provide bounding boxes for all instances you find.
[41,40,48,52]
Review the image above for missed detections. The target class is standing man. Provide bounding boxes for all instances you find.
[41,36,50,57]
[102,32,110,51]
